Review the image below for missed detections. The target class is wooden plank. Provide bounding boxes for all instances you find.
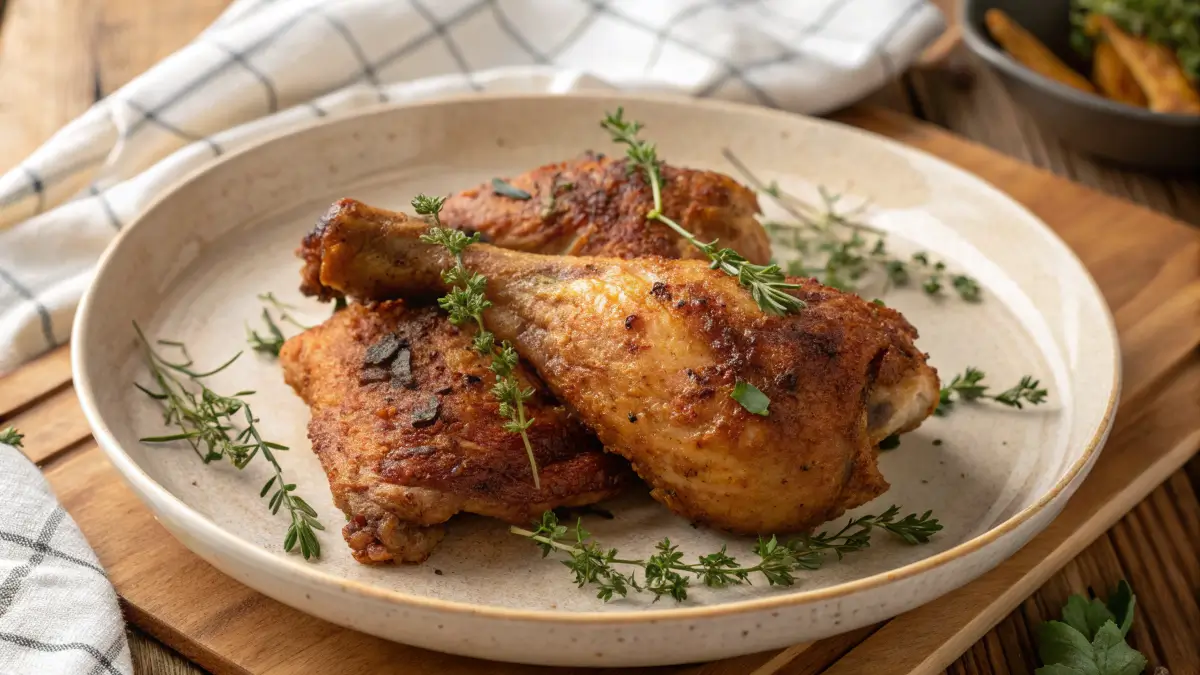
[6,384,90,464]
[93,0,230,97]
[824,356,1200,675]
[0,0,96,174]
[0,344,71,417]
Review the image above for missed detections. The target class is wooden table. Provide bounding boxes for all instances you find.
[0,2,1197,674]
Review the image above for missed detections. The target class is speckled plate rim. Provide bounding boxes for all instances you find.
[72,90,1121,624]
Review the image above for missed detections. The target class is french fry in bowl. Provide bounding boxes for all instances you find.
[985,9,1097,94]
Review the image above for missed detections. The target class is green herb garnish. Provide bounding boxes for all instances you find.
[1035,580,1145,675]
[414,194,541,489]
[879,434,901,450]
[936,367,1049,416]
[730,379,771,416]
[1072,0,1200,80]
[723,149,981,303]
[246,292,312,357]
[0,426,24,448]
[492,177,532,200]
[601,109,805,316]
[134,323,324,560]
[511,507,940,602]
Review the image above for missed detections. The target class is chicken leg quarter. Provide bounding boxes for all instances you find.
[305,203,940,534]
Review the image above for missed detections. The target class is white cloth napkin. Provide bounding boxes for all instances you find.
[0,441,132,675]
[0,0,944,669]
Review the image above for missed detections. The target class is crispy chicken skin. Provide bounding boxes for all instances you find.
[301,205,940,535]
[279,302,630,564]
[299,157,770,301]
[443,154,772,263]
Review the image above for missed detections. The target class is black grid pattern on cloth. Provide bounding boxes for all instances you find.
[0,266,57,348]
[0,633,122,675]
[88,185,123,231]
[0,508,67,618]
[0,531,107,578]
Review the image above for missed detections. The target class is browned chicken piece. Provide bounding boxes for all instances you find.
[443,153,772,263]
[299,157,771,301]
[279,301,630,564]
[301,201,940,535]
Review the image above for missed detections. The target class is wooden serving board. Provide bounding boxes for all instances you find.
[3,107,1198,675]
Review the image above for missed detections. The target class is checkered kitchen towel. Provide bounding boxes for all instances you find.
[0,438,131,675]
[0,0,944,670]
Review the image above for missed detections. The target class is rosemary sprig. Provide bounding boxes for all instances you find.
[936,367,1049,416]
[246,293,313,357]
[722,149,981,303]
[601,109,804,316]
[413,195,541,489]
[133,323,324,560]
[511,506,941,602]
[0,426,23,448]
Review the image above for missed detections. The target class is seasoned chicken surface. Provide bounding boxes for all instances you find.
[442,154,772,263]
[299,157,771,301]
[280,301,630,564]
[301,201,940,535]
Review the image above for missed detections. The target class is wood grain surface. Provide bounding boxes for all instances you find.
[1,1,1198,674]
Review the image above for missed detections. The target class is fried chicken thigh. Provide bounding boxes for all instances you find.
[280,302,629,564]
[301,203,940,535]
[441,154,772,263]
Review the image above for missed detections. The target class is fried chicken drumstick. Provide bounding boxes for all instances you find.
[287,158,772,563]
[300,201,940,535]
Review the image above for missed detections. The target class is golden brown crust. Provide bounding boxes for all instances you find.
[280,301,630,563]
[298,157,772,302]
[303,212,941,535]
[441,154,770,263]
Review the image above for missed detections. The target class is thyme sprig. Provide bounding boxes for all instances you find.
[0,426,23,447]
[722,149,981,303]
[413,195,541,489]
[601,109,805,316]
[133,323,324,560]
[247,293,313,357]
[936,367,1049,416]
[511,507,941,602]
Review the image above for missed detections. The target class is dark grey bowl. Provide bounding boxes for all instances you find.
[961,0,1200,171]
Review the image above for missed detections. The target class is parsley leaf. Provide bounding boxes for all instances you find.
[730,380,770,416]
[1036,621,1100,675]
[1035,582,1147,675]
[1091,621,1147,675]
[491,177,532,200]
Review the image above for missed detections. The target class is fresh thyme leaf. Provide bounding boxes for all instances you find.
[601,109,804,316]
[414,195,541,489]
[878,434,901,450]
[935,368,1048,416]
[511,507,940,602]
[0,426,24,448]
[730,379,770,416]
[491,177,532,200]
[247,292,312,358]
[247,308,286,357]
[133,323,324,560]
[721,148,982,304]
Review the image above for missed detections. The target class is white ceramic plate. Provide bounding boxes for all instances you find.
[73,93,1119,668]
